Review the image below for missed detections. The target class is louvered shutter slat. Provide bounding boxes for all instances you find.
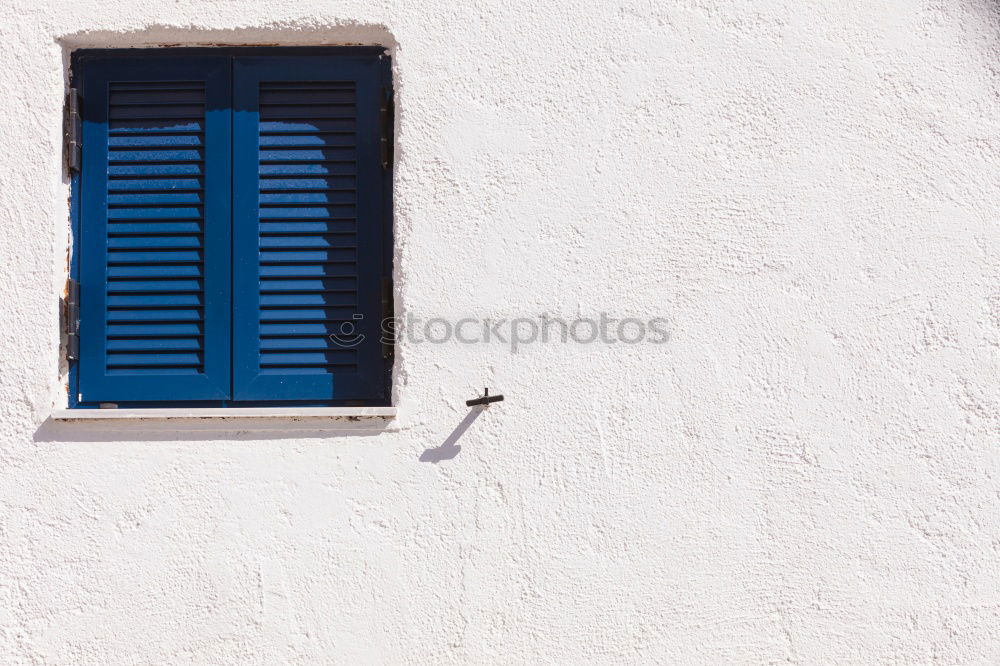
[79,57,231,402]
[232,56,387,402]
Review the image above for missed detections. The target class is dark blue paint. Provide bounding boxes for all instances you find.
[79,55,232,402]
[232,56,385,402]
[71,48,392,408]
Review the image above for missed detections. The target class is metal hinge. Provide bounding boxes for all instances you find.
[64,278,80,361]
[380,87,394,170]
[65,88,81,172]
[381,276,394,359]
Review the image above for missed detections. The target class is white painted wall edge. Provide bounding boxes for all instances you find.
[50,407,397,420]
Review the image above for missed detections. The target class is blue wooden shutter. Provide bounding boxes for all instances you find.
[78,56,232,402]
[232,55,388,402]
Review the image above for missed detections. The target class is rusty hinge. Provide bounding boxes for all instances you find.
[380,87,394,170]
[65,88,81,173]
[64,278,80,361]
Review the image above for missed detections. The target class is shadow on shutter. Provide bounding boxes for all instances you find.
[232,55,387,403]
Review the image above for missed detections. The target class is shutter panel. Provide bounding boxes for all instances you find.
[232,56,388,402]
[78,56,232,402]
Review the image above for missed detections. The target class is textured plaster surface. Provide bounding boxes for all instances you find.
[1,0,999,662]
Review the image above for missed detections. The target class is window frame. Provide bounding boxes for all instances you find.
[66,47,395,410]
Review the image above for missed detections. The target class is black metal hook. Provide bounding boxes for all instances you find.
[466,387,504,407]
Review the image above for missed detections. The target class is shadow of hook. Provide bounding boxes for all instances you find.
[419,407,485,463]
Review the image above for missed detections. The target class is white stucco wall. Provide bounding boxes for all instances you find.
[1,0,999,662]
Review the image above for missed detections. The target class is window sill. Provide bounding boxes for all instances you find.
[51,407,397,420]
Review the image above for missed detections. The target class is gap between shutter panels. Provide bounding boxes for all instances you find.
[104,80,208,376]
[256,80,361,375]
